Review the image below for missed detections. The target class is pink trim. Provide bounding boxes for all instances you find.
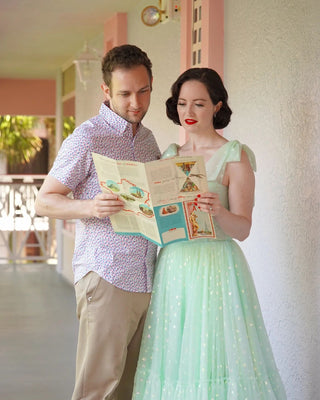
[201,0,224,77]
[180,0,193,72]
[0,79,56,116]
[180,0,224,73]
[179,0,224,144]
[103,13,127,53]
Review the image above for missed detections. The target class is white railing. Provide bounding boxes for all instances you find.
[0,175,57,263]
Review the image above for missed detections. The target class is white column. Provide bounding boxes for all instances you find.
[55,69,63,273]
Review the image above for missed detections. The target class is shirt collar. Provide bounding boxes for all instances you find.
[99,101,141,136]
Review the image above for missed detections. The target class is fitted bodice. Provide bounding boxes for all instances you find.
[162,140,256,240]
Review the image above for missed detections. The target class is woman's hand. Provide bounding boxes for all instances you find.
[195,192,223,216]
[192,150,255,241]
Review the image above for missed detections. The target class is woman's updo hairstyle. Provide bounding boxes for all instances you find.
[166,68,232,130]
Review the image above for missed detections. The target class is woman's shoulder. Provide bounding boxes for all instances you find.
[161,143,180,159]
[224,140,256,172]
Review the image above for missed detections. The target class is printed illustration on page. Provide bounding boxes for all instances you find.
[92,153,216,246]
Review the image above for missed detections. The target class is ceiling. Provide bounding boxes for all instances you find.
[0,0,138,80]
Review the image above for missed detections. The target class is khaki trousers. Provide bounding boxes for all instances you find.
[71,272,151,400]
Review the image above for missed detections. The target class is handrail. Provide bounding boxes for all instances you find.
[0,174,47,182]
[0,174,56,263]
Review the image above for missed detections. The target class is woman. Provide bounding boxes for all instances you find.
[133,68,286,399]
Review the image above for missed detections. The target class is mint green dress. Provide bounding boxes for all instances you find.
[133,140,286,399]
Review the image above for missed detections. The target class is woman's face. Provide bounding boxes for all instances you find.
[177,80,216,134]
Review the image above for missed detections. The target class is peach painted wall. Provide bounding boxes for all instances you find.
[180,0,193,72]
[201,0,224,77]
[180,0,223,74]
[103,12,127,53]
[63,96,75,117]
[0,79,56,116]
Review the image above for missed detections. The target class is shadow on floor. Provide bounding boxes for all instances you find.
[0,263,78,400]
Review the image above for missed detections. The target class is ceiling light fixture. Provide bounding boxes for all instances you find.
[73,41,101,90]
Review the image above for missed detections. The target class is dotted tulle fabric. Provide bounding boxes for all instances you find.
[133,141,286,399]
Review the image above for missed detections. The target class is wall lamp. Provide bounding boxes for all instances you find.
[141,0,181,27]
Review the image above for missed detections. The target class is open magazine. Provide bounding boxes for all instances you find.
[92,152,216,247]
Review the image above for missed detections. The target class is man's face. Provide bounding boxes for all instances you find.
[101,65,152,130]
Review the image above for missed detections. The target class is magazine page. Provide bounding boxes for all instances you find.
[144,156,209,206]
[92,153,161,245]
[144,156,215,245]
[153,200,216,245]
[92,153,216,247]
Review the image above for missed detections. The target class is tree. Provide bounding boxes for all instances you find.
[63,116,75,139]
[0,115,75,172]
[43,116,75,170]
[0,115,42,167]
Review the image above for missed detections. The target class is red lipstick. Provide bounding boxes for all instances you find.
[185,119,197,125]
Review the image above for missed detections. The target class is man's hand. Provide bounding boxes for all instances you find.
[91,193,125,218]
[35,175,125,220]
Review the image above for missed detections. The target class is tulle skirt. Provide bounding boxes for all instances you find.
[133,239,286,400]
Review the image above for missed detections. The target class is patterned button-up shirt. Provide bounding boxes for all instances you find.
[49,102,161,292]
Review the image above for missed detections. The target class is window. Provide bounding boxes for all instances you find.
[192,0,202,66]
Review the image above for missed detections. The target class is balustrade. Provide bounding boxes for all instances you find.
[0,175,57,263]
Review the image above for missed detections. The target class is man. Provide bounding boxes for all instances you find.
[35,44,161,400]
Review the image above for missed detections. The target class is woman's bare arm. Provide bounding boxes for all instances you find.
[197,150,255,241]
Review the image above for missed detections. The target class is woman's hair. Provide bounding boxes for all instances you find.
[101,44,152,87]
[166,68,232,129]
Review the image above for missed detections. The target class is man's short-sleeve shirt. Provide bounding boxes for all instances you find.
[49,103,161,292]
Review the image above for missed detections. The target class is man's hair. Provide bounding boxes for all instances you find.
[101,44,152,87]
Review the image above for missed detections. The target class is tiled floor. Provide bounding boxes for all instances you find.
[0,263,78,400]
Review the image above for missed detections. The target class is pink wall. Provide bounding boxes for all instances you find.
[0,13,127,118]
[103,13,127,54]
[179,0,224,143]
[0,79,56,116]
[180,1,194,72]
[63,96,75,117]
[180,0,224,74]
[201,0,224,77]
